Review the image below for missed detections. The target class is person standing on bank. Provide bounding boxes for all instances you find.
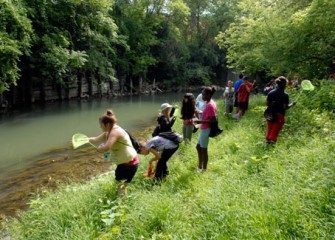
[233,76,253,120]
[233,74,244,113]
[152,103,176,137]
[181,93,197,143]
[266,76,296,144]
[223,80,235,115]
[89,109,139,196]
[194,86,217,172]
[195,89,206,119]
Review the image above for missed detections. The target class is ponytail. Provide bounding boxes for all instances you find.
[203,86,216,98]
[99,109,117,128]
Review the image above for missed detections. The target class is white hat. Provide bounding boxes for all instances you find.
[160,103,173,111]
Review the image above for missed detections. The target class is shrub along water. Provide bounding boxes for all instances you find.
[2,80,335,239]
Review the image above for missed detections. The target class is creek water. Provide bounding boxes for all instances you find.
[0,92,188,217]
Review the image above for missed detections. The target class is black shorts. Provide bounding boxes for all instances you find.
[115,163,138,183]
[238,102,249,110]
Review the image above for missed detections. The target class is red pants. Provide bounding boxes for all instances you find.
[266,114,285,142]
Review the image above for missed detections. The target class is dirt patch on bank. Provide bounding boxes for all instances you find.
[0,129,152,221]
[0,145,112,220]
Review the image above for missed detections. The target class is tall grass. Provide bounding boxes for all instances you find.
[2,90,335,239]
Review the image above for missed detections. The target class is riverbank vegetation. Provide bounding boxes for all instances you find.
[1,0,335,108]
[2,80,334,239]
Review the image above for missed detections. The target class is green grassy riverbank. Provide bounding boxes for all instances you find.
[1,84,335,239]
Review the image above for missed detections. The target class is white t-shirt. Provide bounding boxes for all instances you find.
[196,93,206,111]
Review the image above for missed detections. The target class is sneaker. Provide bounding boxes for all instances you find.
[233,114,240,120]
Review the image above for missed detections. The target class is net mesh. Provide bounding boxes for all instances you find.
[301,80,315,91]
[72,133,89,149]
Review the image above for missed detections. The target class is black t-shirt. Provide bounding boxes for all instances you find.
[267,89,289,116]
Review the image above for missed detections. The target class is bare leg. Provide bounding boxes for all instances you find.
[196,143,202,169]
[202,148,208,170]
[117,181,128,197]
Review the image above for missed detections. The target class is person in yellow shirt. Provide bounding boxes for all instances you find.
[89,109,139,196]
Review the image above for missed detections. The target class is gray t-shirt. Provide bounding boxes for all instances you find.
[145,136,178,152]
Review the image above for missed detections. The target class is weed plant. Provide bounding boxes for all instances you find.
[2,82,335,239]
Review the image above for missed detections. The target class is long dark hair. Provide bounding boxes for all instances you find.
[181,93,196,119]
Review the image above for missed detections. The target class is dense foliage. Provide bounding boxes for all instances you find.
[0,0,234,101]
[0,0,32,92]
[2,82,334,239]
[1,0,334,103]
[216,0,335,79]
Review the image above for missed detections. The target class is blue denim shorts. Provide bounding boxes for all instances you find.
[197,128,210,148]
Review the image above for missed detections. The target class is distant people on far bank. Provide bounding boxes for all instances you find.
[233,74,244,114]
[195,89,206,119]
[180,93,197,144]
[223,80,234,115]
[265,76,296,144]
[233,76,253,120]
[152,103,176,137]
[194,86,217,172]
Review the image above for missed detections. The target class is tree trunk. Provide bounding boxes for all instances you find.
[56,84,62,101]
[39,81,45,103]
[0,93,9,112]
[77,71,82,98]
[96,69,102,97]
[130,78,133,95]
[139,76,143,93]
[16,76,33,105]
[64,80,70,100]
[119,75,125,94]
[8,85,17,107]
[87,72,93,96]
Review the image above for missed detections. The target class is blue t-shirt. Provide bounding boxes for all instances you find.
[234,79,243,91]
[267,89,289,116]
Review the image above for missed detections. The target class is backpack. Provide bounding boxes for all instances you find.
[152,115,176,137]
[125,130,141,153]
[152,125,160,137]
[158,132,183,144]
[209,116,223,138]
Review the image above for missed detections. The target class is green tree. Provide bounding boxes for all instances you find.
[216,0,335,80]
[180,0,236,85]
[112,0,164,92]
[21,0,118,101]
[0,0,32,93]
